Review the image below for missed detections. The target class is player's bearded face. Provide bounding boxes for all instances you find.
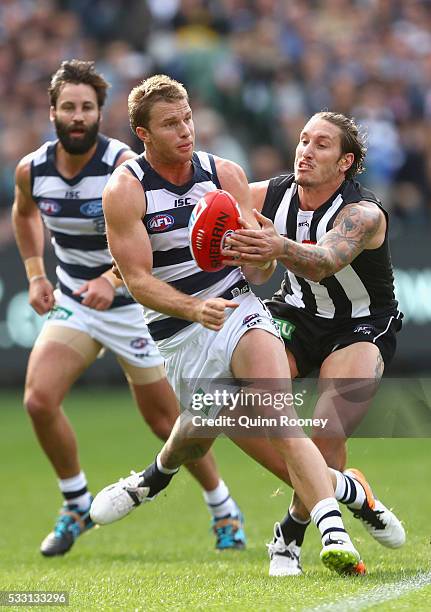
[55,115,100,155]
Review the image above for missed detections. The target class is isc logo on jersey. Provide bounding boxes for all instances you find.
[147,214,175,232]
[39,200,62,215]
[80,200,103,217]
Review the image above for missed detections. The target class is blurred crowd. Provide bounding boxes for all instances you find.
[1,0,431,247]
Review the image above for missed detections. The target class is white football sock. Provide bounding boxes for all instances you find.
[310,497,351,546]
[59,471,92,511]
[203,480,238,518]
[331,469,366,510]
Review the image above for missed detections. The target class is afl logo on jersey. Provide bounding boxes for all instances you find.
[39,199,62,215]
[147,214,175,232]
[80,200,103,217]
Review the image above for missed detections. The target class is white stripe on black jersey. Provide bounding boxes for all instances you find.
[124,151,244,340]
[262,174,398,319]
[31,134,134,308]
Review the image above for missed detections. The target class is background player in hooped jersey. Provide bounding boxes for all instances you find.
[88,74,401,576]
[222,111,405,573]
[12,60,248,557]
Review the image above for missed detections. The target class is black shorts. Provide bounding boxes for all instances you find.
[266,299,403,377]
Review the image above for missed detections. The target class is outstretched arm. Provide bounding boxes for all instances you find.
[103,167,237,331]
[224,201,385,282]
[215,160,276,284]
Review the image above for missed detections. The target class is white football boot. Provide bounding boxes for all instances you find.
[345,468,406,548]
[90,471,152,525]
[267,523,302,576]
[320,536,364,575]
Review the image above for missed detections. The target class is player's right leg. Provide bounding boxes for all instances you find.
[230,327,361,575]
[25,323,101,556]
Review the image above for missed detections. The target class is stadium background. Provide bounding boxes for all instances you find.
[1,0,431,383]
[1,2,431,609]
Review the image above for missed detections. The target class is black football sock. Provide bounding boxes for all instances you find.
[142,455,179,498]
[278,510,310,546]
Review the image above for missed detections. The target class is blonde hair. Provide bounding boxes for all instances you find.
[128,74,188,134]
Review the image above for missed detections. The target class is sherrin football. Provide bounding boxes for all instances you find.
[188,190,241,272]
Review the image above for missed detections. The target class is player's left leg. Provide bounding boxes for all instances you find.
[123,364,246,550]
[289,342,405,550]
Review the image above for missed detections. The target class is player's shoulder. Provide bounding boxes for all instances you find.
[99,134,136,168]
[341,179,386,225]
[15,141,53,186]
[17,141,53,172]
[212,154,247,182]
[342,178,381,207]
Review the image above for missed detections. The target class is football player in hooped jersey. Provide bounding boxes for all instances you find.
[89,74,400,576]
[223,112,405,572]
[12,60,246,557]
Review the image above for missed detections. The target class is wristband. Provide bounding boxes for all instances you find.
[101,274,116,290]
[29,274,47,283]
[24,256,45,281]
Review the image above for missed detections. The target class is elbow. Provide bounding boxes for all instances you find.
[306,267,331,283]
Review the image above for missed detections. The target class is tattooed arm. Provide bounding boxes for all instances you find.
[281,201,385,281]
[224,201,385,282]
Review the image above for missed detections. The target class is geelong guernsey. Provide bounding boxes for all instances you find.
[124,151,245,340]
[262,174,398,319]
[30,134,134,308]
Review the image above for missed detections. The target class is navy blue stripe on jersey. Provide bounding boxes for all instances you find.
[59,282,134,308]
[153,246,192,268]
[208,154,222,189]
[38,198,103,219]
[53,231,108,250]
[149,317,194,341]
[58,261,112,280]
[169,267,233,295]
[144,206,193,235]
[135,153,214,196]
[149,279,250,340]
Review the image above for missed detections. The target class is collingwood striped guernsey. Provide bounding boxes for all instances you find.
[263,174,398,319]
[124,151,245,340]
[31,134,134,308]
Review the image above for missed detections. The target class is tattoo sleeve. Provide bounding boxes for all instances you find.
[278,202,383,282]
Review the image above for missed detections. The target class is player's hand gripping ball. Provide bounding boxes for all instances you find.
[188,189,241,272]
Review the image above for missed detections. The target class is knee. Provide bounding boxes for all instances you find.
[24,387,57,422]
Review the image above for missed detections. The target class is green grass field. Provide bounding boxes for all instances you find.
[1,388,430,611]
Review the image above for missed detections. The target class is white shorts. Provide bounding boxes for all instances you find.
[157,292,282,414]
[38,290,164,369]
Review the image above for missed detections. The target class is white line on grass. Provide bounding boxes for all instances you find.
[306,571,431,611]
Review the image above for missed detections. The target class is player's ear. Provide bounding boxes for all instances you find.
[339,152,354,173]
[49,106,56,123]
[136,126,150,144]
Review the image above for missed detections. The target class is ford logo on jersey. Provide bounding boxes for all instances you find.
[39,199,62,215]
[80,200,103,217]
[147,214,175,232]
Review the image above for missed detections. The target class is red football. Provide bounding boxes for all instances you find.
[189,190,241,272]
